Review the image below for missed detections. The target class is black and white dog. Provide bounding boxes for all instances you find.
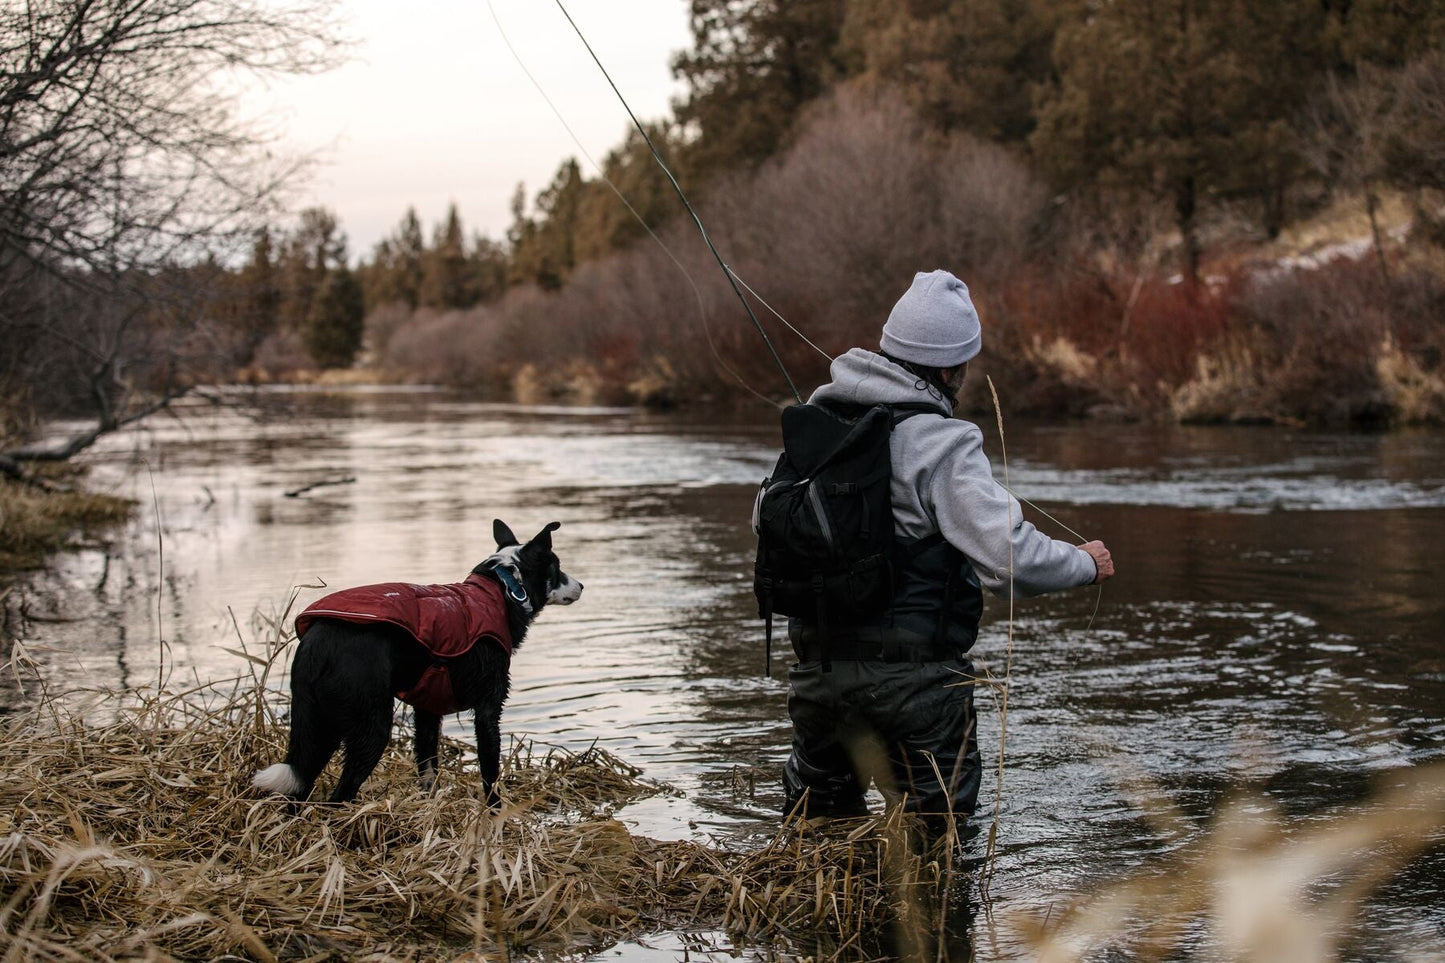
[253,519,582,804]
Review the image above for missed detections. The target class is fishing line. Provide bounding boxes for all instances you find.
[547,0,802,404]
[995,481,1104,631]
[485,1,776,409]
[494,2,1103,608]
[726,268,833,363]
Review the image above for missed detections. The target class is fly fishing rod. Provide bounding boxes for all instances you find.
[549,0,802,405]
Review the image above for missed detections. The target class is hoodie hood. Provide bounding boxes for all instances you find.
[808,348,953,415]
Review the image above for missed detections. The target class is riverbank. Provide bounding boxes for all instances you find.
[264,248,1445,428]
[2,663,1439,961]
[0,672,970,961]
[0,477,132,575]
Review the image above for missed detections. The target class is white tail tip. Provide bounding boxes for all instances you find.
[252,763,304,797]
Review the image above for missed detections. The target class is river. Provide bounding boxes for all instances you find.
[5,386,1443,960]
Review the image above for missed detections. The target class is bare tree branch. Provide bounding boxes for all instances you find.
[5,385,190,462]
[1,0,348,459]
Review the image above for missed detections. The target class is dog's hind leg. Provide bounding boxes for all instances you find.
[415,709,441,791]
[330,696,393,803]
[284,691,342,800]
[254,670,339,801]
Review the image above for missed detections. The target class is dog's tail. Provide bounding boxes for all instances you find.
[252,763,305,797]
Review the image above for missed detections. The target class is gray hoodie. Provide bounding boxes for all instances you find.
[809,348,1096,598]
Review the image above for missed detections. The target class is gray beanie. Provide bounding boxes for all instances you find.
[879,269,981,367]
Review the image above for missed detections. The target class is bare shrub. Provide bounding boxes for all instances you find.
[1122,278,1234,390]
[722,85,940,346]
[1235,260,1389,424]
[704,84,1051,365]
[381,307,504,390]
[363,302,415,358]
[248,330,313,383]
[935,136,1051,278]
[375,85,1055,409]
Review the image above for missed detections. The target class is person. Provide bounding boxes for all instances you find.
[782,268,1115,822]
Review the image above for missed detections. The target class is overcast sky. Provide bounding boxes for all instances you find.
[251,0,692,260]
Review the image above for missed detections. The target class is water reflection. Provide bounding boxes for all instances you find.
[4,387,1442,958]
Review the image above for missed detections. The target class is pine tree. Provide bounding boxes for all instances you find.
[508,160,585,290]
[838,0,1071,142]
[570,123,687,262]
[469,235,509,304]
[1031,0,1328,281]
[233,229,281,363]
[360,207,428,309]
[277,207,345,333]
[672,0,849,177]
[420,204,476,309]
[393,208,426,306]
[303,266,365,369]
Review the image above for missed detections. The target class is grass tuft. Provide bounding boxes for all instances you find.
[0,480,133,575]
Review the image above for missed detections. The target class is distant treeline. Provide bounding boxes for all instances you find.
[6,0,1445,437]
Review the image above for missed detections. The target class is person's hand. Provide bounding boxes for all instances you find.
[1079,540,1114,583]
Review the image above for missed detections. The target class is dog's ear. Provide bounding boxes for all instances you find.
[529,521,561,551]
[493,519,519,548]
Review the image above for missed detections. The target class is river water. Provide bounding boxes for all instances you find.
[5,386,1443,960]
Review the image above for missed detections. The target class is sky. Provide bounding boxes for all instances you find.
[249,0,693,261]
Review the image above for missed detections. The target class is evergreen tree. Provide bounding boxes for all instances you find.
[572,124,683,262]
[469,235,510,304]
[1334,0,1445,69]
[837,0,1070,142]
[508,160,585,290]
[363,207,426,308]
[1031,0,1328,281]
[420,204,476,309]
[277,207,346,333]
[393,208,426,306]
[672,0,849,177]
[232,229,282,363]
[303,266,365,368]
[506,182,539,287]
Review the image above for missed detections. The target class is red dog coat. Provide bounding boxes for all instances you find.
[295,573,513,715]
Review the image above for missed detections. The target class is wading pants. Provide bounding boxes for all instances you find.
[782,658,981,818]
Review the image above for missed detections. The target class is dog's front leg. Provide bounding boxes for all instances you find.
[474,709,502,807]
[415,709,441,791]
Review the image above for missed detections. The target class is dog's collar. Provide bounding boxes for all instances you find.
[489,564,532,614]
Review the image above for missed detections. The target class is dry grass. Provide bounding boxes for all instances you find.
[7,668,1437,963]
[0,479,133,574]
[2,610,1440,961]
[1376,335,1445,424]
[0,621,972,962]
[1169,343,1273,425]
[1023,337,1098,386]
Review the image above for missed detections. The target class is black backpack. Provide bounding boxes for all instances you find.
[752,401,938,674]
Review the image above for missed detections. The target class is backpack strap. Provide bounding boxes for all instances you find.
[815,400,943,425]
[887,402,943,424]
